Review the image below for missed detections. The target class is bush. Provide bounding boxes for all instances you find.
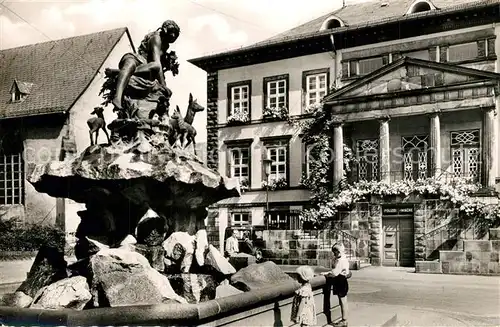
[0,219,65,251]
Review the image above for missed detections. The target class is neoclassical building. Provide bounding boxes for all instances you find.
[189,0,500,267]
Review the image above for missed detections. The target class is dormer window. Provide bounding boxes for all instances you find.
[406,0,436,14]
[319,15,346,31]
[12,90,21,102]
[10,80,33,103]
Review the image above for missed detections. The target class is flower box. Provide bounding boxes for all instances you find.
[227,111,249,125]
[262,177,288,191]
[262,106,288,121]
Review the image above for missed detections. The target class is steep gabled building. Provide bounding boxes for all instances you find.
[0,28,135,234]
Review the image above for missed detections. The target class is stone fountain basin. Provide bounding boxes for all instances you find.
[0,276,327,326]
[27,142,240,207]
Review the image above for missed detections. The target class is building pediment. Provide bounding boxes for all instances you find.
[324,57,500,102]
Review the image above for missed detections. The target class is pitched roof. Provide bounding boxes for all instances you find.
[324,56,500,102]
[0,27,131,119]
[257,0,479,46]
[13,80,34,94]
[189,0,498,69]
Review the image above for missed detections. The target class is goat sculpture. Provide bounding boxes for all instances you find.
[87,106,110,146]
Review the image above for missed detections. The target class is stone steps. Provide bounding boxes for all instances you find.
[416,228,500,275]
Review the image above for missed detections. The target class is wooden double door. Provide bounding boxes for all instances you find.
[382,216,415,267]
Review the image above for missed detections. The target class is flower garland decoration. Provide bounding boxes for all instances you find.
[293,102,500,231]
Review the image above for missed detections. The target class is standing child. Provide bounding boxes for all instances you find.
[323,243,350,327]
[290,265,317,327]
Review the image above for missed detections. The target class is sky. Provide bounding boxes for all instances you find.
[0,0,353,141]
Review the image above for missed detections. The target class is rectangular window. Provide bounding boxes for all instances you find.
[267,80,286,108]
[304,143,314,178]
[267,209,301,230]
[229,147,250,187]
[227,80,251,121]
[262,137,290,187]
[267,146,287,182]
[402,135,429,181]
[404,49,430,60]
[305,73,328,106]
[356,139,379,182]
[263,74,289,110]
[231,212,251,226]
[0,153,24,205]
[448,42,478,62]
[358,57,384,75]
[450,130,480,182]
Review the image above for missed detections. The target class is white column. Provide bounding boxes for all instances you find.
[379,117,391,182]
[333,123,344,189]
[483,106,498,188]
[429,113,441,177]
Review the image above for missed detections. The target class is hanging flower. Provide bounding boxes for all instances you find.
[227,110,249,125]
[263,106,288,121]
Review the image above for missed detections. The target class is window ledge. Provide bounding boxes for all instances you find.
[241,185,307,193]
[226,120,251,127]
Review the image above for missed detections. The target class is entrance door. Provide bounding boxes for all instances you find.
[382,216,415,267]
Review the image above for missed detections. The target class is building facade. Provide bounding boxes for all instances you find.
[0,28,135,234]
[189,0,500,266]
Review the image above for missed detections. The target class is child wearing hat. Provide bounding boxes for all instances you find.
[290,265,317,326]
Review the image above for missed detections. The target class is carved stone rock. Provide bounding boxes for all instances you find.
[162,232,195,273]
[166,274,216,304]
[0,292,32,308]
[205,245,236,275]
[135,244,165,272]
[89,248,186,307]
[230,261,296,292]
[16,246,68,298]
[30,276,91,310]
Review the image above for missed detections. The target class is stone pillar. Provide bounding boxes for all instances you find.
[482,107,497,188]
[368,203,382,266]
[429,113,441,177]
[333,122,344,189]
[414,202,426,261]
[378,117,391,182]
[206,71,219,170]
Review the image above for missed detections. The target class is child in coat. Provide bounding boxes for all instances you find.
[291,265,317,326]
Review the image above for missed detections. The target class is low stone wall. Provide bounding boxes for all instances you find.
[260,229,368,268]
[440,237,500,275]
[417,228,500,275]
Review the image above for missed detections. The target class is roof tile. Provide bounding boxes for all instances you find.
[255,0,492,46]
[0,27,128,119]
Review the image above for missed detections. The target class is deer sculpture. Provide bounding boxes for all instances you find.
[177,93,205,155]
[87,106,110,146]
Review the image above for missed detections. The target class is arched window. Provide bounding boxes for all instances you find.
[319,16,346,31]
[406,0,436,15]
[325,19,342,29]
